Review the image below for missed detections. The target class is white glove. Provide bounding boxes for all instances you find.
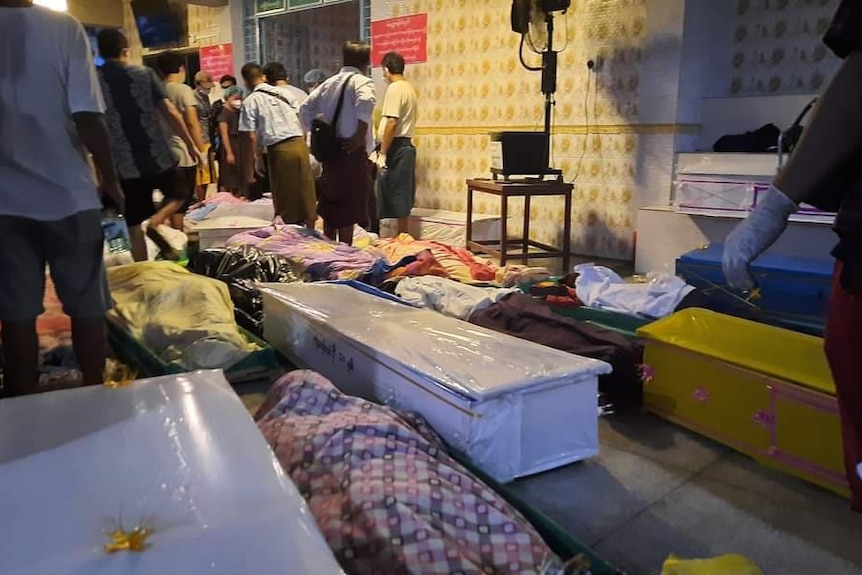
[722,185,798,291]
[374,152,387,171]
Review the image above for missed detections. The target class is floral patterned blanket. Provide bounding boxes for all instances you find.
[255,370,565,575]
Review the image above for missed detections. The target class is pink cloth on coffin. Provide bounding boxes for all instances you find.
[255,370,562,575]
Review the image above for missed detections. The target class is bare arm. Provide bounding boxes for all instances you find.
[184,105,206,151]
[775,52,862,203]
[219,121,234,159]
[73,112,123,209]
[380,117,399,156]
[159,99,198,157]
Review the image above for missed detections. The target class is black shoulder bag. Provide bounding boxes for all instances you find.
[310,73,357,162]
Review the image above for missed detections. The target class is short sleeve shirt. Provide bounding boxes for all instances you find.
[377,79,417,141]
[194,90,212,144]
[0,6,105,220]
[163,81,199,167]
[239,84,306,148]
[99,61,177,180]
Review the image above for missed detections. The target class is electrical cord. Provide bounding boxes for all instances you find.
[570,70,593,183]
[518,33,542,71]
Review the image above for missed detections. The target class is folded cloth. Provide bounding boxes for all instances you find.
[574,263,694,318]
[469,293,645,407]
[255,370,565,575]
[396,276,518,320]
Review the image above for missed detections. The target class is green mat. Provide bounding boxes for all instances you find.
[107,320,278,384]
[547,305,653,339]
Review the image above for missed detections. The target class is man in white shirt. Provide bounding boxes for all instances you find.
[240,62,316,227]
[0,0,123,395]
[375,51,418,235]
[299,41,377,245]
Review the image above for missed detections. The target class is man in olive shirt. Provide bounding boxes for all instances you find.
[156,51,206,228]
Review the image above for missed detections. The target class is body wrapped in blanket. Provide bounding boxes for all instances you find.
[255,370,573,575]
[107,262,257,370]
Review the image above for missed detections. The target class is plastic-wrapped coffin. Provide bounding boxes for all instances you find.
[0,371,344,575]
[260,283,612,483]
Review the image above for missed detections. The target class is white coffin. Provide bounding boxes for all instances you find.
[185,203,276,249]
[261,283,610,482]
[380,208,503,247]
[0,371,343,575]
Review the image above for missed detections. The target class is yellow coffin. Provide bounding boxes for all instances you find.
[637,309,848,498]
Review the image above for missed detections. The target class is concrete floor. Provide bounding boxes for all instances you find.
[510,411,862,575]
[238,381,862,575]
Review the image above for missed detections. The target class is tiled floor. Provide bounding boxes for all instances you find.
[238,382,862,575]
[510,411,862,575]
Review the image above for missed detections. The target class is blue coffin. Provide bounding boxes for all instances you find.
[676,243,834,326]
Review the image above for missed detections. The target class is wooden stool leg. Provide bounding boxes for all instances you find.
[500,194,508,267]
[523,195,531,265]
[466,184,474,245]
[563,189,572,273]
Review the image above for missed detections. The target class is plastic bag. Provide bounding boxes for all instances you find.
[662,554,764,575]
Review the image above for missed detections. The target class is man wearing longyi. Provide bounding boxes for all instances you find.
[723,0,862,511]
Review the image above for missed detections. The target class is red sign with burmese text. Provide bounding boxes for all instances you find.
[199,43,234,79]
[371,14,428,66]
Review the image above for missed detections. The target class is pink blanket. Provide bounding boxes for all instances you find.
[256,370,562,575]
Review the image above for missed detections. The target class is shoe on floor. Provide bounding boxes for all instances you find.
[145,226,180,261]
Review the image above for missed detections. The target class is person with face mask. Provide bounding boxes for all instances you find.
[155,51,207,229]
[217,87,249,196]
[193,71,216,200]
[299,41,377,245]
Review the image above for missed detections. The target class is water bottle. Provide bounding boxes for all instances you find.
[102,216,132,254]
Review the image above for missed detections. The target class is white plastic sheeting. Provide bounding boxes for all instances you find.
[394,276,518,320]
[574,263,695,319]
[0,371,344,575]
[261,283,610,482]
[379,208,502,246]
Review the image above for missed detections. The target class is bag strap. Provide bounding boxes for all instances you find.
[332,72,358,133]
[257,87,298,110]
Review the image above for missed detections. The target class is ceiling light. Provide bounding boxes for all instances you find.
[33,0,68,11]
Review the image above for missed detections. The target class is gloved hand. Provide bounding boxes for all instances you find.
[374,152,387,171]
[722,185,798,290]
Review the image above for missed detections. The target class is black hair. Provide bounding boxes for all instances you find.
[343,41,371,69]
[241,62,263,84]
[262,61,288,84]
[220,74,237,86]
[381,51,405,75]
[97,28,128,60]
[155,51,184,77]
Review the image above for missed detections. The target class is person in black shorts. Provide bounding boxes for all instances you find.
[97,29,201,261]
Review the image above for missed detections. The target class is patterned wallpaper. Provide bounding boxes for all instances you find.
[729,0,841,95]
[262,3,361,83]
[372,0,653,259]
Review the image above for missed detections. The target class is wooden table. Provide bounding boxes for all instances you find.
[466,178,573,272]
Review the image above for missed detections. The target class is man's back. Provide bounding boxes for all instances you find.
[99,60,176,180]
[0,5,104,220]
[299,69,376,151]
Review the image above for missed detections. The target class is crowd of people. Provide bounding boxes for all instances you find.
[0,2,417,396]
